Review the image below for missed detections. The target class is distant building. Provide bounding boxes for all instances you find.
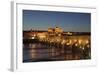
[55,27,63,34]
[47,27,63,36]
[48,28,54,33]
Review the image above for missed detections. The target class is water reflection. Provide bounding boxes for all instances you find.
[23,39,91,62]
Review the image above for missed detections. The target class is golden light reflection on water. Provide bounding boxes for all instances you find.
[29,49,36,59]
[23,34,91,62]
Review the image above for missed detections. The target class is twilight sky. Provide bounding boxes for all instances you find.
[23,10,91,32]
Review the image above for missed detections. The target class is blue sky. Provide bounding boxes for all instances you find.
[23,10,91,32]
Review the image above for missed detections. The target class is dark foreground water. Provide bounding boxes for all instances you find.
[23,41,91,62]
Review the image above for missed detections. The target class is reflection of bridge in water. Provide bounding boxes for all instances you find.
[23,36,91,62]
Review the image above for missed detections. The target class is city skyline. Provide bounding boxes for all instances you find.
[23,10,91,32]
